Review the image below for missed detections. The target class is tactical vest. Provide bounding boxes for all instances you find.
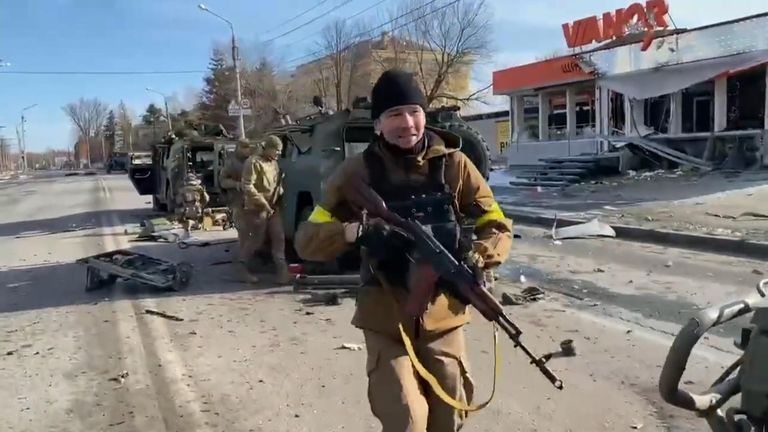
[363,145,465,288]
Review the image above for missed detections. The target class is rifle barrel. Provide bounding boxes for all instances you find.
[496,315,564,390]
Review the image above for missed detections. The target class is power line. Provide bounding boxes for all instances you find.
[262,0,333,35]
[0,70,207,75]
[286,0,454,66]
[263,0,357,44]
[279,0,391,50]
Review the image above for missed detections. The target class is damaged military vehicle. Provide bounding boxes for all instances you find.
[128,132,237,213]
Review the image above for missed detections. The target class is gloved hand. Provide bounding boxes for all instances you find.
[357,219,413,259]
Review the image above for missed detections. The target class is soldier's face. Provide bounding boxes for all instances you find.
[376,105,426,149]
[263,147,279,160]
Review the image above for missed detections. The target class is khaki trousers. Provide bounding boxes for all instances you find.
[238,209,285,265]
[363,325,475,432]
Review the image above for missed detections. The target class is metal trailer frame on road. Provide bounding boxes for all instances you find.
[76,249,193,292]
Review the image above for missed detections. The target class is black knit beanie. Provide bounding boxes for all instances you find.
[370,69,427,120]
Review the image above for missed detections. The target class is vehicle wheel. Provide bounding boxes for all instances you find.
[434,122,491,180]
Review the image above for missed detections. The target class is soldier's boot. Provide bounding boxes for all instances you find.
[237,262,260,284]
[273,259,292,285]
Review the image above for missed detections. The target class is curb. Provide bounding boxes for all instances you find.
[502,207,768,262]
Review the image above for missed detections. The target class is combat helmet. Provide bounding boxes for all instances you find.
[263,135,283,152]
[184,173,201,186]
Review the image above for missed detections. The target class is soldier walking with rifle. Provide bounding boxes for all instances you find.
[294,69,561,431]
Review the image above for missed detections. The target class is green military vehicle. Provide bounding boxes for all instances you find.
[267,97,490,261]
[128,134,237,213]
[105,151,131,173]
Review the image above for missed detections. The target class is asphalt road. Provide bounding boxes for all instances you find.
[0,172,763,431]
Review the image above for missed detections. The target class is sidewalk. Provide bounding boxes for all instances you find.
[491,169,768,258]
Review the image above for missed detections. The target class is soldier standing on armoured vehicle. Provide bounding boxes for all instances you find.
[219,139,258,262]
[176,172,210,232]
[241,135,291,284]
[294,69,513,431]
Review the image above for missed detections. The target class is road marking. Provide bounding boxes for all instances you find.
[98,177,111,199]
[99,182,211,431]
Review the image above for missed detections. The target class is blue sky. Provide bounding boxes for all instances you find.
[1,0,766,152]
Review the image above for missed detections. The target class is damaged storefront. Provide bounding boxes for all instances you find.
[492,3,768,174]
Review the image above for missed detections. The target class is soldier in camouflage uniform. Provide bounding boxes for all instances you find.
[176,173,210,232]
[219,139,261,282]
[241,135,291,284]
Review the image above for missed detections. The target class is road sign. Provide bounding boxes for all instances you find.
[228,108,252,117]
[228,100,252,116]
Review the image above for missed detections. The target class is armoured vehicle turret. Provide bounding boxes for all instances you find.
[270,96,491,249]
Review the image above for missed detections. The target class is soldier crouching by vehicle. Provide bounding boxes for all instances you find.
[294,69,513,431]
[219,138,260,280]
[241,135,291,284]
[176,173,210,232]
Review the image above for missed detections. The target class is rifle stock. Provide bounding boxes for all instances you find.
[341,176,565,390]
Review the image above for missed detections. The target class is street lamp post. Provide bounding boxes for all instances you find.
[0,126,6,173]
[198,3,245,139]
[20,104,37,173]
[145,87,173,132]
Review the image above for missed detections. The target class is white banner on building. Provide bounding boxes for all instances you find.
[597,49,768,100]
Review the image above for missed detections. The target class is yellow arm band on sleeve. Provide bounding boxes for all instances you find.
[307,205,338,223]
[475,201,506,227]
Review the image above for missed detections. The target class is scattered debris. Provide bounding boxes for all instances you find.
[338,343,364,351]
[560,339,576,356]
[293,274,361,292]
[178,238,237,249]
[630,422,644,430]
[108,370,129,385]
[501,286,546,305]
[76,249,193,292]
[552,217,616,240]
[144,308,184,322]
[593,267,605,273]
[552,240,563,246]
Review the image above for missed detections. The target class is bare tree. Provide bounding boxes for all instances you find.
[62,97,109,168]
[395,0,491,106]
[116,101,135,151]
[318,19,365,111]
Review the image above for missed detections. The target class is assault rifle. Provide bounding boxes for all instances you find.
[342,177,565,390]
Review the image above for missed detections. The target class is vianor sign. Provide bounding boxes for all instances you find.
[561,0,670,52]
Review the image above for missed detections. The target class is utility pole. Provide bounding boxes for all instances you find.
[20,104,37,173]
[198,3,245,139]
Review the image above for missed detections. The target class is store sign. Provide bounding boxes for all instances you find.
[562,0,670,52]
[496,120,510,153]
